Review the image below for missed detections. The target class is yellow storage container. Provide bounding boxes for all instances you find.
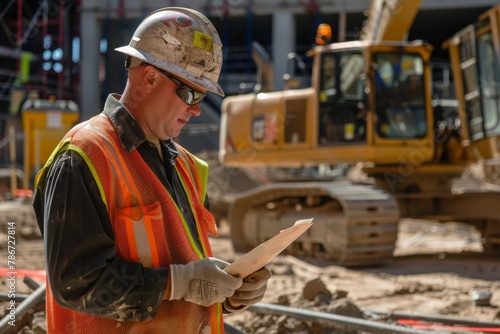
[21,99,79,189]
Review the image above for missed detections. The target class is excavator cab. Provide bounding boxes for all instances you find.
[319,46,428,143]
[219,39,435,168]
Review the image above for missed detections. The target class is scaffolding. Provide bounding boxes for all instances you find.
[0,0,80,115]
[0,0,81,195]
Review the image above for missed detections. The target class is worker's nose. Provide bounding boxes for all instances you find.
[188,104,202,117]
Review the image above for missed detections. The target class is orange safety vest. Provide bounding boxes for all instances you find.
[36,114,223,334]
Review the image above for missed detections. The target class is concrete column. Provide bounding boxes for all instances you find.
[79,10,101,121]
[272,10,295,91]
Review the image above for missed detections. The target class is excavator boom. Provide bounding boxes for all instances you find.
[360,0,423,42]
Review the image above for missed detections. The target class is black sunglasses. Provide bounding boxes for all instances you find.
[156,68,206,106]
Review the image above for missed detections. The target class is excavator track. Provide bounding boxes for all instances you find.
[227,180,400,267]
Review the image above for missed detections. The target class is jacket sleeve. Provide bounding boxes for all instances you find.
[33,149,168,322]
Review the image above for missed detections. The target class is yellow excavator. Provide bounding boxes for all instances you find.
[217,0,500,266]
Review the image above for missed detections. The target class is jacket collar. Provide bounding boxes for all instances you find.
[102,93,178,164]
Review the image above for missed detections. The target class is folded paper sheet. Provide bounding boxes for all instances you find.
[224,218,314,278]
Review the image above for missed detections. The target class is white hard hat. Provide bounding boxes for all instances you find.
[115,7,224,96]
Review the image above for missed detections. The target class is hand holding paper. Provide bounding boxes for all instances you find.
[225,266,272,311]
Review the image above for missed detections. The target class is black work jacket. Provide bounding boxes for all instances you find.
[33,94,208,321]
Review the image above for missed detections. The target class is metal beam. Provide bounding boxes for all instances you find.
[80,0,500,18]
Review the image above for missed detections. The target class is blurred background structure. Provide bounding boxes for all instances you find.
[0,0,499,171]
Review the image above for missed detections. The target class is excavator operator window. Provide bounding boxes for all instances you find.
[318,51,367,145]
[477,32,500,137]
[374,52,427,139]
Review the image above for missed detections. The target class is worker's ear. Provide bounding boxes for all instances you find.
[132,64,157,93]
[129,65,156,94]
[142,65,157,91]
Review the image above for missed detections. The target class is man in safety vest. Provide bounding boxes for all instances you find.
[33,7,271,334]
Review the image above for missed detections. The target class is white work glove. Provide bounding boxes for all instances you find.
[225,266,272,312]
[169,257,243,307]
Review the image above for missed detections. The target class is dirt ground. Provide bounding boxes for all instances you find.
[0,199,499,333]
[219,219,500,333]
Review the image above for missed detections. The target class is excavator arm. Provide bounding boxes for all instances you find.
[360,0,423,42]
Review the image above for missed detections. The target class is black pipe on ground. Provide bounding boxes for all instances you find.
[248,303,454,334]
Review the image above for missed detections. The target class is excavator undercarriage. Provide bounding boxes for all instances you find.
[228,180,400,266]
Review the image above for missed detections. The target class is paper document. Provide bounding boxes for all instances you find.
[224,218,314,278]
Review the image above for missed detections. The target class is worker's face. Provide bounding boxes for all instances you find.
[144,68,204,140]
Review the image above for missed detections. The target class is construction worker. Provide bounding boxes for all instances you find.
[33,7,271,333]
